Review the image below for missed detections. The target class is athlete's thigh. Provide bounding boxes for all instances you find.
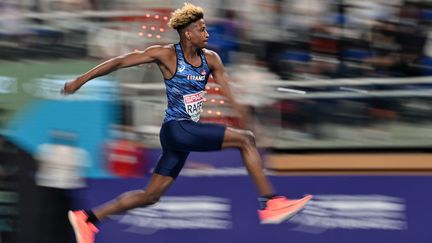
[154,149,190,179]
[221,127,251,149]
[175,120,226,152]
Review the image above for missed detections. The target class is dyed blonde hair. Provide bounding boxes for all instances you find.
[168,3,204,30]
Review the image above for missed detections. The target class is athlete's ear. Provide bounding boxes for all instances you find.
[185,31,191,40]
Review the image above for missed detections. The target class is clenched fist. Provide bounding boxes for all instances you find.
[61,80,80,95]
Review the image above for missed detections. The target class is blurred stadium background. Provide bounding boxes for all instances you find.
[1,0,432,242]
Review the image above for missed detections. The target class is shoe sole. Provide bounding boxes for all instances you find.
[261,195,312,224]
[68,211,84,243]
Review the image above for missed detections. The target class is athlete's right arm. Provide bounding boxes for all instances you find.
[62,45,164,94]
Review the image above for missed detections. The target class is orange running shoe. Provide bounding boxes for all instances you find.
[258,195,313,224]
[68,210,99,243]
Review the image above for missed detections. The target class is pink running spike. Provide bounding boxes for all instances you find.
[68,210,99,243]
[258,195,313,224]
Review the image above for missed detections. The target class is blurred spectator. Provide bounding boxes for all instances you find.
[396,1,428,76]
[34,130,89,243]
[0,137,20,243]
[0,2,33,55]
[227,54,277,106]
[366,12,425,77]
[105,125,150,177]
[42,0,92,12]
[35,130,89,189]
[207,8,241,64]
[363,20,403,77]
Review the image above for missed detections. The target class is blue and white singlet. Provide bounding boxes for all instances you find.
[163,43,211,123]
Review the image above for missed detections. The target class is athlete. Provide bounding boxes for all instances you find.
[63,3,312,243]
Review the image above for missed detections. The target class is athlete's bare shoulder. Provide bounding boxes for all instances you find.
[203,48,223,68]
[145,44,176,60]
[202,48,217,58]
[203,48,221,62]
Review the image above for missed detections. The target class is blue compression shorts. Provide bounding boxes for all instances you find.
[154,120,226,178]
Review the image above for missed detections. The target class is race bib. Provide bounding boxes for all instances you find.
[183,91,205,121]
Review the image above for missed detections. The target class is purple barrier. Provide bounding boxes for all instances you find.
[85,175,432,243]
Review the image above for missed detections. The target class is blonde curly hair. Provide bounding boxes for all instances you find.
[168,3,204,30]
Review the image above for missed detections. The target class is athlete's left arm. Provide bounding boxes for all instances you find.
[206,50,250,125]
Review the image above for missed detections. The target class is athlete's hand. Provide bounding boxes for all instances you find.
[61,80,80,95]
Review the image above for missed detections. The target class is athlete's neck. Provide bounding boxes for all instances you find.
[179,40,201,61]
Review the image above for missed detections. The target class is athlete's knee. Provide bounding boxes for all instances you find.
[240,130,256,148]
[142,191,161,206]
[118,190,161,208]
[141,191,162,206]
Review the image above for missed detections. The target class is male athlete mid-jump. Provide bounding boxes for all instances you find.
[63,3,312,243]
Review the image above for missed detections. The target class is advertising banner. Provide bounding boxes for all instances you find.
[87,173,432,243]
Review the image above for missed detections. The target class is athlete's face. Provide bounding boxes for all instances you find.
[186,19,209,49]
